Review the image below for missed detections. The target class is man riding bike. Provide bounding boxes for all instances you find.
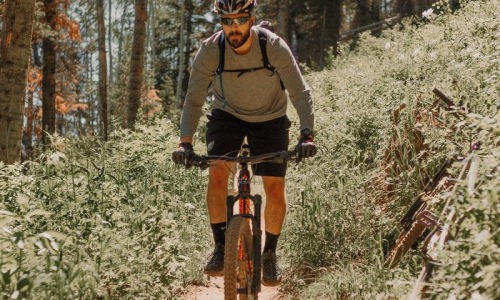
[172,0,317,286]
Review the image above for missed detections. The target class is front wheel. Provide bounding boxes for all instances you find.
[224,216,258,300]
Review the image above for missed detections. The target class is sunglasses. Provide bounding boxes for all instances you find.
[220,17,250,26]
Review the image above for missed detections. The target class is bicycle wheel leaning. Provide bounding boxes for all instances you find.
[384,209,438,268]
[384,215,428,268]
[224,216,257,300]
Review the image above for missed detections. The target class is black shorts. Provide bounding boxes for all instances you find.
[205,109,291,177]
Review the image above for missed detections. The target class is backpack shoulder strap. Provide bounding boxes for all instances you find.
[217,32,225,75]
[255,27,273,72]
[255,27,285,90]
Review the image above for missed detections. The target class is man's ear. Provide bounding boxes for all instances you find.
[251,16,256,25]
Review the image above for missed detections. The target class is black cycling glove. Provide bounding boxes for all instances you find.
[172,142,195,167]
[295,129,317,162]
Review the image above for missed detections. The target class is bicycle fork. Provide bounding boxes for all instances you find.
[226,166,263,294]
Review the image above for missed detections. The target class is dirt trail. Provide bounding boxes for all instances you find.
[181,213,283,299]
[181,177,283,299]
[181,277,282,300]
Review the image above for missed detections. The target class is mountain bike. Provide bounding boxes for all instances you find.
[383,87,475,270]
[408,141,481,298]
[190,144,297,300]
[384,141,480,269]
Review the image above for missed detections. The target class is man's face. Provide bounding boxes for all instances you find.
[220,13,254,49]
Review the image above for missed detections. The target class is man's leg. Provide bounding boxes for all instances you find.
[262,176,287,236]
[204,161,234,276]
[261,176,286,286]
[207,162,234,223]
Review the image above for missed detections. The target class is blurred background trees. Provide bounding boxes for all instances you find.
[0,0,448,163]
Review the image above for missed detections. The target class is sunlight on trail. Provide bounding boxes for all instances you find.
[185,276,282,300]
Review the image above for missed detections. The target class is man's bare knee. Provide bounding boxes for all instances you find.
[262,176,285,196]
[208,163,233,190]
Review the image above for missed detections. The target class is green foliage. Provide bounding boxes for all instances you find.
[425,114,500,299]
[281,0,499,298]
[0,118,211,299]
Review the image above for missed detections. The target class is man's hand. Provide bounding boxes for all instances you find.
[295,129,317,162]
[172,142,195,167]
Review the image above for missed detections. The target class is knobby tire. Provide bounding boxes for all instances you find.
[224,216,257,300]
[384,219,428,269]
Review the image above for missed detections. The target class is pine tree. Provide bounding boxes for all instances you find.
[0,0,37,164]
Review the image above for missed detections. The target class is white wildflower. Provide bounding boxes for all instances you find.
[422,8,434,20]
[385,42,391,49]
[2,227,14,236]
[11,291,20,299]
[474,230,490,242]
[47,151,66,165]
[471,291,484,300]
[184,203,195,210]
[16,239,25,249]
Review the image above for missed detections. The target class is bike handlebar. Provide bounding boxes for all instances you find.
[189,150,298,170]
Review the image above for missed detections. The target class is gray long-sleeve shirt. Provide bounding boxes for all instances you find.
[180,27,314,138]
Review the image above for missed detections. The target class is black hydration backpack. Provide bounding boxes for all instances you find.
[216,21,285,90]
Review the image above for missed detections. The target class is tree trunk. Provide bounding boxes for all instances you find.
[353,0,381,29]
[0,0,37,164]
[319,0,327,68]
[395,0,437,18]
[127,0,148,129]
[277,0,290,45]
[118,3,128,128]
[182,0,193,97]
[147,0,156,75]
[330,0,343,57]
[108,0,113,85]
[175,0,185,109]
[97,0,109,140]
[42,0,57,145]
[319,0,342,67]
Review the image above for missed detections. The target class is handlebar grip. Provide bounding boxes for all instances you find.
[188,155,208,169]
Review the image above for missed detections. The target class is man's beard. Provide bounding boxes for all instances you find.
[227,27,251,49]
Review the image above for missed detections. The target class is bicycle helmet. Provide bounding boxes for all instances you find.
[214,0,257,16]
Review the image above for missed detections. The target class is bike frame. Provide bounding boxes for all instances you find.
[226,144,262,294]
[191,145,296,297]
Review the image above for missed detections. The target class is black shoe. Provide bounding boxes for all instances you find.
[262,250,282,286]
[204,243,224,276]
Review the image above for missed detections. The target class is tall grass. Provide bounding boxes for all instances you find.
[1,119,212,299]
[281,0,499,298]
